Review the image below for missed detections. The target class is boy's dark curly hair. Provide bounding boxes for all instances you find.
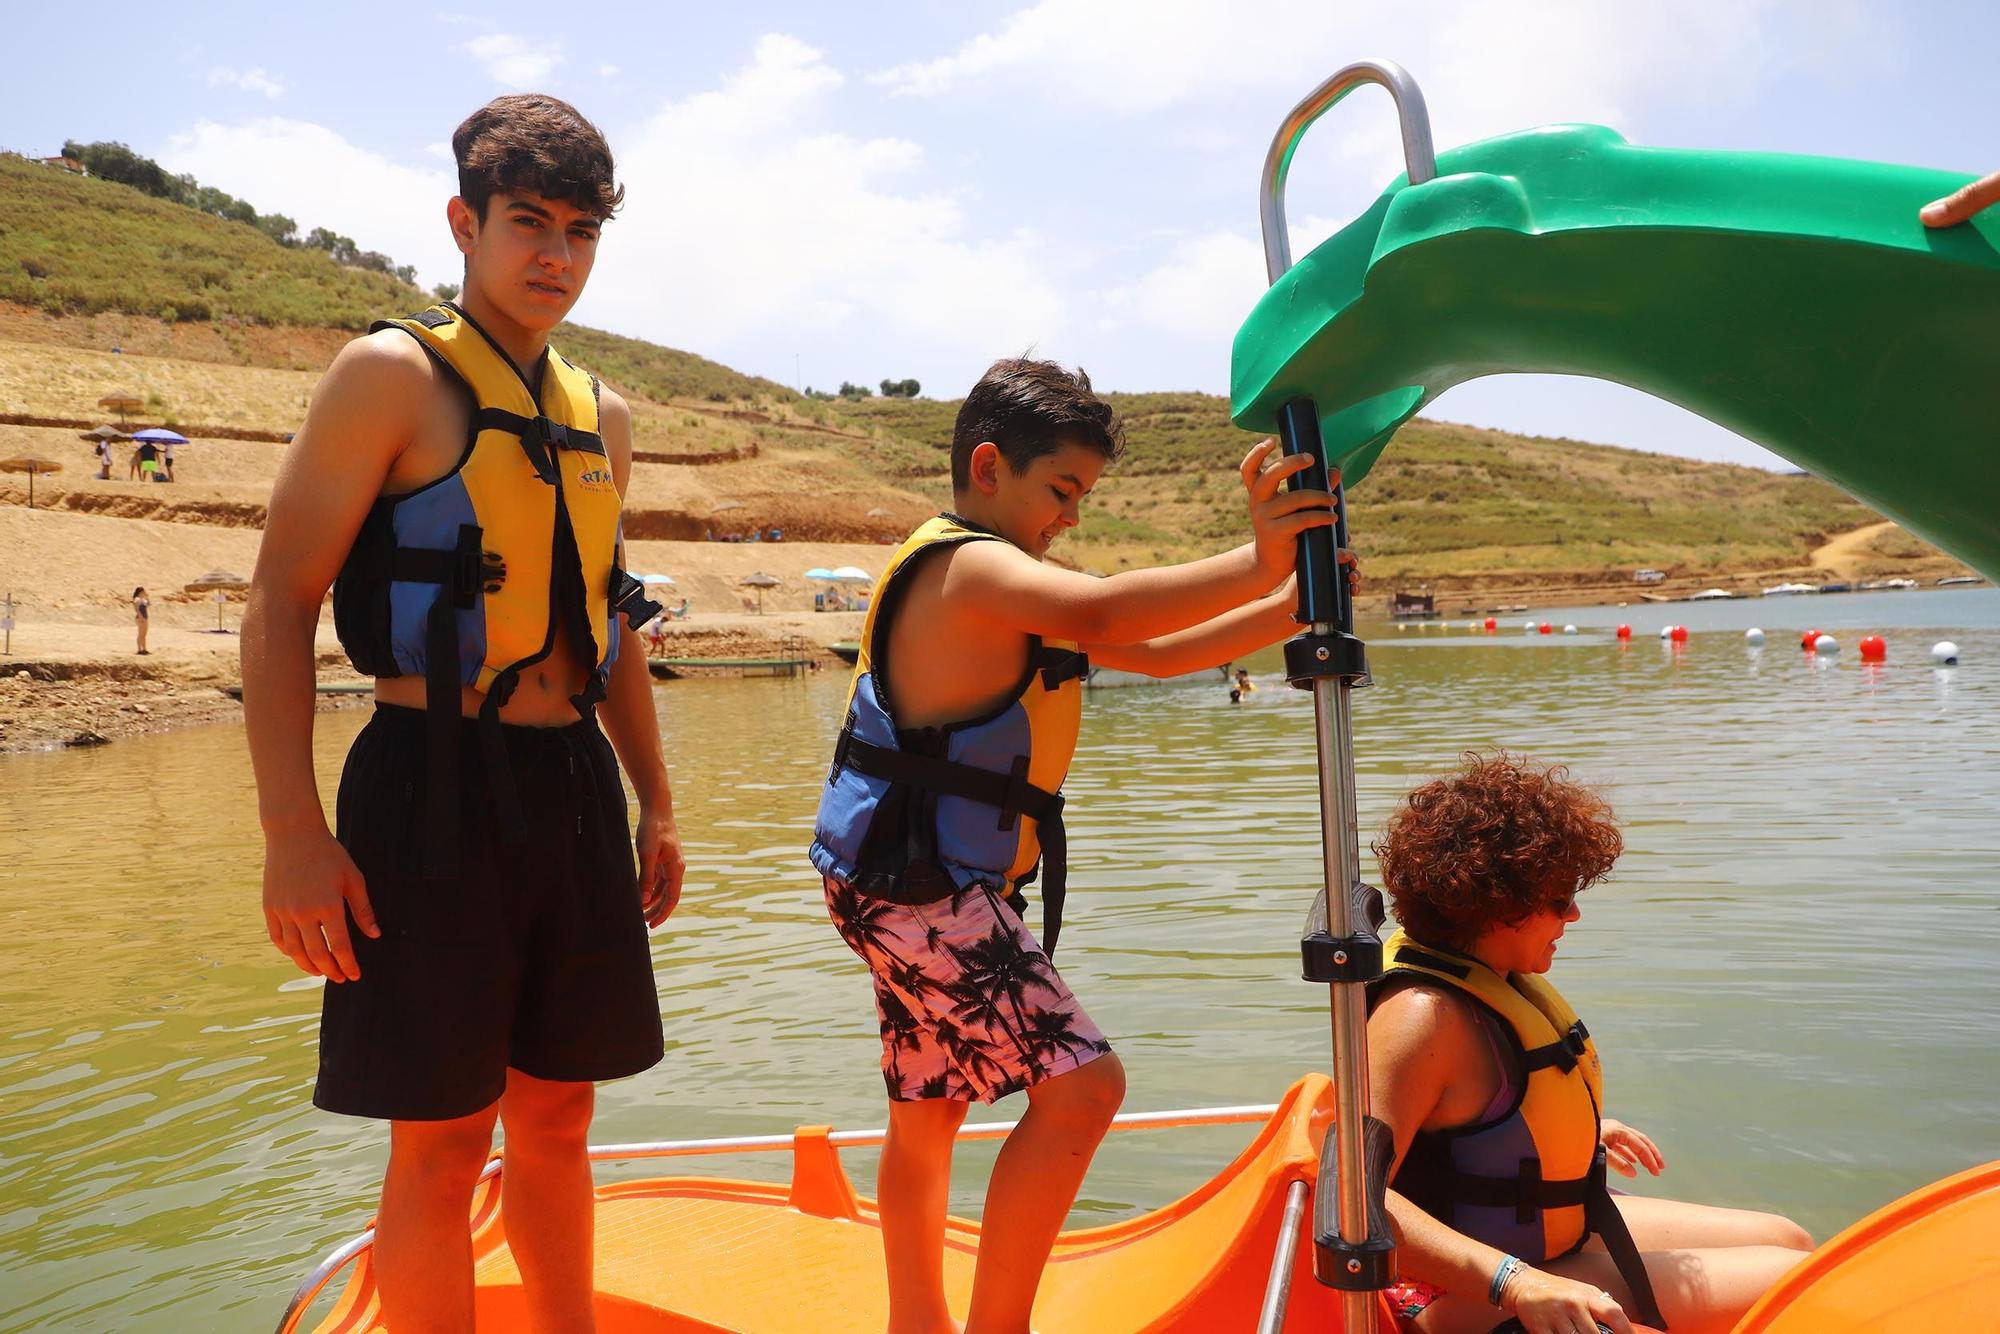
[1373,752,1622,951]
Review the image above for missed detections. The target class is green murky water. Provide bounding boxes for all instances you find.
[2,589,1996,1332]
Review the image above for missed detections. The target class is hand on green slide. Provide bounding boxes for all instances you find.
[1922,169,2000,226]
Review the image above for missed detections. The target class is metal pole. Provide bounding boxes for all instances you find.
[1256,1178,1311,1334]
[1258,60,1437,1333]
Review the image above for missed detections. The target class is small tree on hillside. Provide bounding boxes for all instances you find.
[838,380,872,400]
[255,213,298,246]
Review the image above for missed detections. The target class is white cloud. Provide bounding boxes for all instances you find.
[158,119,460,287]
[464,33,565,89]
[599,64,621,79]
[582,34,1070,388]
[207,66,285,99]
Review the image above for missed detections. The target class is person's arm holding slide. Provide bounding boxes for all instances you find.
[948,439,1336,646]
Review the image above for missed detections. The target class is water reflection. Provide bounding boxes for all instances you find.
[0,591,1995,1332]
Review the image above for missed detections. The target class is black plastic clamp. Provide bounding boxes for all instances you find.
[1301,930,1383,984]
[1314,1114,1398,1291]
[1285,630,1368,688]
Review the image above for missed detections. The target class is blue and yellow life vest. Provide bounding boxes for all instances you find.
[1371,929,1667,1327]
[332,302,657,874]
[809,514,1089,949]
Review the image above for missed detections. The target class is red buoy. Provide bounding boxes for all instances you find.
[1483,617,1497,632]
[1670,625,1689,643]
[1801,628,1822,650]
[1859,634,1887,662]
[1616,624,1632,640]
[1539,622,1553,635]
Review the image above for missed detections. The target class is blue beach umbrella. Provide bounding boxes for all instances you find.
[803,567,838,581]
[130,428,190,445]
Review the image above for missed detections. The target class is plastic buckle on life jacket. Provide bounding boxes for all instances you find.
[534,415,570,451]
[451,525,484,609]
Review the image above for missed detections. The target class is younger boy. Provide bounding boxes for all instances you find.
[810,358,1341,1333]
[243,96,679,1333]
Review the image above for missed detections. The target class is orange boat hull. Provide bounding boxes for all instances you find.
[312,1075,1395,1333]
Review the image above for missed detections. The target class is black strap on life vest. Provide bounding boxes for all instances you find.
[471,407,606,484]
[1424,1146,1665,1329]
[832,730,1072,953]
[1521,1021,1592,1075]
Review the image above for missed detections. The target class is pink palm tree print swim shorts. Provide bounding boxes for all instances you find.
[823,876,1112,1104]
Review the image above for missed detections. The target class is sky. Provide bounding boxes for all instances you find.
[3,1,1994,469]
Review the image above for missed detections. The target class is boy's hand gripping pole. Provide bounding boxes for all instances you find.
[1254,59,1437,1333]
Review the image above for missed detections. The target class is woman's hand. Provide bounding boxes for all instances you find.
[1503,1263,1637,1334]
[1601,1118,1665,1178]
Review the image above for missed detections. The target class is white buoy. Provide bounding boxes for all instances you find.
[1745,627,1766,646]
[1563,624,1578,635]
[1933,640,1961,665]
[1522,620,1537,632]
[1659,625,1674,639]
[1813,633,1839,655]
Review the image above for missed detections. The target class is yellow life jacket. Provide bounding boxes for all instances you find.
[331,302,657,875]
[808,514,1089,948]
[1371,929,1668,1327]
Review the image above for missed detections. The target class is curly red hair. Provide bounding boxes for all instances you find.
[1373,753,1622,951]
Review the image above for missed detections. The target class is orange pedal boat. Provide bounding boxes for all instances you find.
[285,1074,1398,1334]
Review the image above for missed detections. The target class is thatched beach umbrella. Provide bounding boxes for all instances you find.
[185,569,251,593]
[80,424,123,441]
[739,570,781,613]
[98,394,143,425]
[0,455,62,508]
[187,570,251,632]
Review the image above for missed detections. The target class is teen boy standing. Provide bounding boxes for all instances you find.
[243,96,680,1333]
[811,359,1341,1334]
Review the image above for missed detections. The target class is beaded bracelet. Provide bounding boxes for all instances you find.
[1489,1254,1523,1307]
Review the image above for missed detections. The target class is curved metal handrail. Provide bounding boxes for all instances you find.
[1259,60,1437,283]
[273,1101,1281,1333]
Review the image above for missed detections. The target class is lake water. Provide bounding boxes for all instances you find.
[1,588,1996,1333]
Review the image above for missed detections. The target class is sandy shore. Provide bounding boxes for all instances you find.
[0,499,887,751]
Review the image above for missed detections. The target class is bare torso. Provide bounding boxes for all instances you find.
[366,340,592,726]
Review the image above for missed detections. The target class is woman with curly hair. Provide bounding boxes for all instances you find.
[1368,753,1811,1334]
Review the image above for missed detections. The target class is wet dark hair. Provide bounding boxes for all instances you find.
[950,358,1124,491]
[133,587,145,598]
[453,94,623,221]
[1374,752,1622,951]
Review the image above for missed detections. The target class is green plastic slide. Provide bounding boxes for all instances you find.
[1231,122,2000,580]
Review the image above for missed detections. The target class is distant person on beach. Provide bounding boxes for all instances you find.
[812,357,1353,1334]
[132,587,149,654]
[1921,169,2000,226]
[1367,754,1812,1334]
[1229,666,1256,703]
[130,442,158,482]
[94,437,114,479]
[159,441,175,482]
[241,95,679,1334]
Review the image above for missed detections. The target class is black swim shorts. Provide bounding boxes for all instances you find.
[314,704,664,1121]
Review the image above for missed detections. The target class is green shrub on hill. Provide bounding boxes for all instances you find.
[1,152,421,327]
